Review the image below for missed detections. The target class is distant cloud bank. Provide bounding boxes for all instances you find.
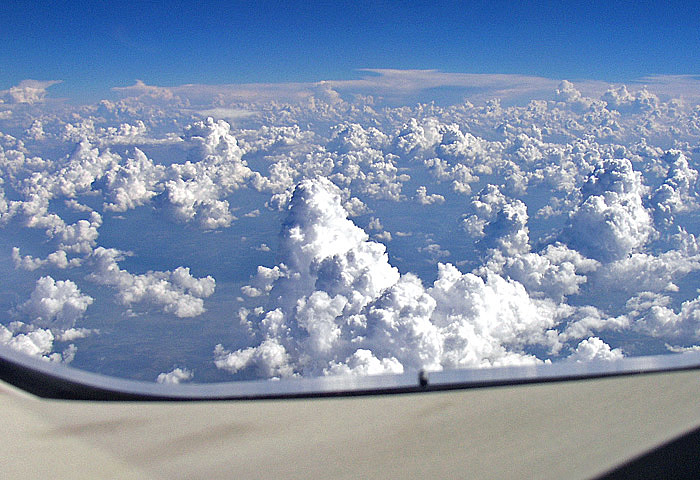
[110,70,700,106]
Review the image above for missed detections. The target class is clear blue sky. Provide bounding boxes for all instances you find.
[1,0,699,100]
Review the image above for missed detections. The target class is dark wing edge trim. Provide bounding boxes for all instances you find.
[1,343,699,401]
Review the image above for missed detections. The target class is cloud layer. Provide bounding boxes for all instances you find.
[1,73,699,380]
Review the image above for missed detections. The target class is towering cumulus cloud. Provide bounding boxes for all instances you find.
[163,117,253,229]
[566,158,654,262]
[216,178,402,377]
[216,178,564,378]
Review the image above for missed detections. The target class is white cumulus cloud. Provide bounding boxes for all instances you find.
[88,247,215,318]
[156,367,194,384]
[20,276,93,331]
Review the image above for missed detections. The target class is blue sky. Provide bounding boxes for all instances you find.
[1,0,699,101]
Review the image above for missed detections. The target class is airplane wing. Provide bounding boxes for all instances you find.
[1,345,699,479]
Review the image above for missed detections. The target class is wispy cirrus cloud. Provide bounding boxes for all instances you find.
[110,70,700,107]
